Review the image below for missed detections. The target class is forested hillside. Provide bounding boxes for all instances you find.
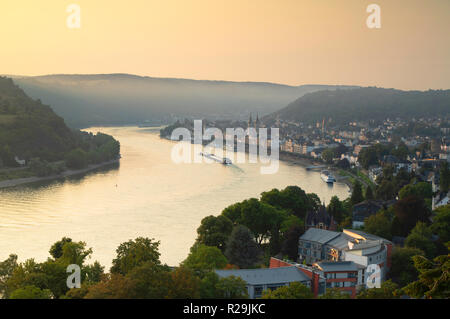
[267,87,450,124]
[0,77,119,173]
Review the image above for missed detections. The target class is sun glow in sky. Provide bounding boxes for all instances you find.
[1,0,449,90]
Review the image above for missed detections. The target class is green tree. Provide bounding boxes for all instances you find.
[125,261,172,298]
[364,212,392,240]
[351,180,364,205]
[327,196,347,224]
[5,258,68,299]
[4,237,100,299]
[224,225,263,269]
[356,280,400,299]
[403,253,450,299]
[336,158,350,169]
[83,261,105,284]
[181,244,228,277]
[84,273,138,299]
[307,193,322,212]
[226,198,287,246]
[358,147,378,169]
[389,247,425,287]
[38,261,71,298]
[199,271,221,299]
[280,215,303,233]
[64,284,91,299]
[391,197,431,237]
[280,225,304,261]
[318,287,351,299]
[221,202,242,224]
[391,142,409,161]
[405,222,437,258]
[58,241,93,266]
[196,215,233,252]
[215,275,249,299]
[65,148,88,169]
[431,204,450,243]
[322,148,334,164]
[260,186,313,219]
[261,282,314,299]
[199,271,250,299]
[166,267,201,299]
[398,182,433,201]
[365,186,374,200]
[376,180,396,201]
[0,254,18,296]
[9,285,52,299]
[440,161,450,193]
[0,145,18,167]
[28,158,54,177]
[111,237,162,275]
[49,237,73,259]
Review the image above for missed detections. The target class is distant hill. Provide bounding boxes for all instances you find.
[0,77,119,169]
[266,87,450,125]
[11,74,357,128]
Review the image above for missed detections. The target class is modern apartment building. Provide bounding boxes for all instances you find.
[298,228,392,284]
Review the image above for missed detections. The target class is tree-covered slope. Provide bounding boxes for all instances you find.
[0,77,120,169]
[267,87,450,124]
[0,76,78,163]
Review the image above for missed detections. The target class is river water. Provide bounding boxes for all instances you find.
[0,126,349,268]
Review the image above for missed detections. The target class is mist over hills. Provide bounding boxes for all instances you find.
[0,76,120,168]
[11,74,357,128]
[266,87,450,125]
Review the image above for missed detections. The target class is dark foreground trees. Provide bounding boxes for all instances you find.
[403,252,450,299]
[224,225,263,269]
[261,282,314,299]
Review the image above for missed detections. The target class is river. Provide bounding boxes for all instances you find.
[0,126,349,268]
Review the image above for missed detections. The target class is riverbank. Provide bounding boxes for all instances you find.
[0,159,120,189]
[279,152,353,192]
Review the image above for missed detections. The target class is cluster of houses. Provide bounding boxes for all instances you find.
[366,154,449,211]
[276,116,450,211]
[275,116,450,169]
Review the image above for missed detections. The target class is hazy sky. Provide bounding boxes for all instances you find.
[1,0,449,90]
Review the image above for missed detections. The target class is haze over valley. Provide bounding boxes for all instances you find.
[12,74,357,127]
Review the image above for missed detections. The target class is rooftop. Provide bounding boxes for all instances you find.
[343,229,392,244]
[314,261,362,272]
[215,267,310,286]
[326,233,353,250]
[299,228,341,244]
[347,239,384,251]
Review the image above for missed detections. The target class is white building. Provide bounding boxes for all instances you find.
[298,228,392,287]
